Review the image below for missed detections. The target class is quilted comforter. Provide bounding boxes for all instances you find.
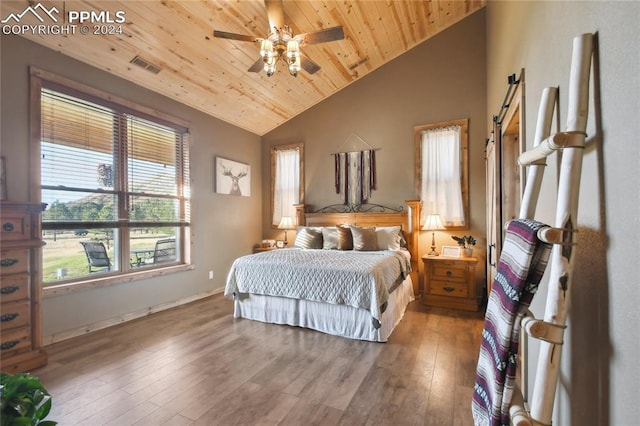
[224,248,411,326]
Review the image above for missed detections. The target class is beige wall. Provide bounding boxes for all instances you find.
[486,1,639,424]
[0,35,262,340]
[261,10,488,287]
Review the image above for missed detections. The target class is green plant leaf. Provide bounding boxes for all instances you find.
[0,373,54,425]
[7,416,33,425]
[35,397,52,421]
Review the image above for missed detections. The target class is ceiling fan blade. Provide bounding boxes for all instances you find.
[248,57,264,73]
[264,0,285,33]
[213,30,259,43]
[300,54,321,75]
[296,26,345,45]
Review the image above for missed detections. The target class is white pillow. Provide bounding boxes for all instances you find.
[376,226,402,250]
[294,226,323,249]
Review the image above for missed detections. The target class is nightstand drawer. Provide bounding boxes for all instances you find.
[0,249,29,275]
[431,264,467,282]
[1,300,31,331]
[430,280,469,298]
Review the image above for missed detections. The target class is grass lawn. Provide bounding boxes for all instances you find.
[42,231,170,282]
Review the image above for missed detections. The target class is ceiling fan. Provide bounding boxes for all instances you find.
[213,0,345,77]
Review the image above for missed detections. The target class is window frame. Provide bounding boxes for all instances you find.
[414,118,470,230]
[270,143,304,228]
[30,67,194,296]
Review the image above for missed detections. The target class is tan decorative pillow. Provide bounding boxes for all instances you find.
[351,226,378,251]
[336,225,353,250]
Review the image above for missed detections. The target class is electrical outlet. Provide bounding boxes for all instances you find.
[208,270,214,280]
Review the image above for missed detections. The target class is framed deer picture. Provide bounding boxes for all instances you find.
[215,156,251,197]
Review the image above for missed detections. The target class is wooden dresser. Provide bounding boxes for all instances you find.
[422,255,479,311]
[0,202,47,373]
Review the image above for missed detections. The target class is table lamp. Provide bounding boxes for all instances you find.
[278,216,295,246]
[423,213,445,256]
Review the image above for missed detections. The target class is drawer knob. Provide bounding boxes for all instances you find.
[2,222,15,232]
[446,271,452,277]
[1,286,20,295]
[443,286,455,292]
[1,340,20,351]
[1,258,19,267]
[1,313,20,323]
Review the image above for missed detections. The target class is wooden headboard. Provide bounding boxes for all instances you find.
[294,200,421,291]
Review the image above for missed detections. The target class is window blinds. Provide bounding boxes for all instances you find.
[40,88,189,224]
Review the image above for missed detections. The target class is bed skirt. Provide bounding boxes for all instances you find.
[232,276,414,342]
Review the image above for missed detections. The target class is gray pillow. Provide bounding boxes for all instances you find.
[322,227,339,250]
[351,226,378,251]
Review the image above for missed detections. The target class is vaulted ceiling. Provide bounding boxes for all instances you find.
[2,1,485,135]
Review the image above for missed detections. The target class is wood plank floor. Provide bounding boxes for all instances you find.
[31,294,485,425]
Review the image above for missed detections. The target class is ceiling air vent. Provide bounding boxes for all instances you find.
[130,56,162,74]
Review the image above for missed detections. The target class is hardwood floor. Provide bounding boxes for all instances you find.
[31,294,485,425]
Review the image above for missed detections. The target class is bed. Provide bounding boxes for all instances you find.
[224,200,421,342]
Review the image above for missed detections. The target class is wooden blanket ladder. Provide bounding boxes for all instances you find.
[508,33,594,425]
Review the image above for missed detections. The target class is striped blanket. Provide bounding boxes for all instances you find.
[472,219,552,426]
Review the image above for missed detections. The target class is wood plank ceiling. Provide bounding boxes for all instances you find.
[2,1,485,135]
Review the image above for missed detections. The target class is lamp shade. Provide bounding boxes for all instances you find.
[278,216,295,230]
[422,213,445,231]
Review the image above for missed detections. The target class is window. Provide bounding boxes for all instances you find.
[33,72,190,287]
[271,144,304,226]
[414,118,469,229]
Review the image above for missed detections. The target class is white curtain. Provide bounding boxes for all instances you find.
[272,147,300,225]
[420,125,465,226]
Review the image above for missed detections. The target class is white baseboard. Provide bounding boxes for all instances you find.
[43,287,224,345]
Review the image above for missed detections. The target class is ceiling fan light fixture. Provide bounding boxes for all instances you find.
[260,39,274,61]
[286,39,299,60]
[214,1,344,77]
[288,55,301,77]
[264,56,276,77]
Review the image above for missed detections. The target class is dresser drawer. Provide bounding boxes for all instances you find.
[1,212,31,241]
[431,263,467,282]
[430,279,469,298]
[0,249,29,275]
[0,202,46,372]
[0,273,30,303]
[1,300,31,331]
[0,325,31,354]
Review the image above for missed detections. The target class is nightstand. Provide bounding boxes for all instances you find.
[252,246,278,253]
[422,255,479,311]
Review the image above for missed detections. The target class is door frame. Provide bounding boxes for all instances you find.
[485,70,525,297]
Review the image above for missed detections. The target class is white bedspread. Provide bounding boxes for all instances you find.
[224,248,411,324]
